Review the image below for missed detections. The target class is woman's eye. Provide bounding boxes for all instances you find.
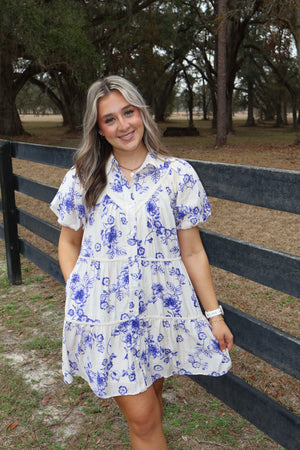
[105,117,115,124]
[124,109,134,116]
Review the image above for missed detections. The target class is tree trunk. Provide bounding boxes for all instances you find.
[292,106,297,128]
[226,85,234,133]
[53,72,86,130]
[216,0,227,146]
[293,0,300,140]
[0,51,24,136]
[246,79,255,126]
[283,102,288,125]
[187,93,194,127]
[211,90,218,129]
[154,71,178,122]
[275,102,283,128]
[30,78,69,125]
[202,85,209,120]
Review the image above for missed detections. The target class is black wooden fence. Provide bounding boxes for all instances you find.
[0,139,299,449]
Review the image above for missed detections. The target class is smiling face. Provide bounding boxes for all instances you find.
[97,90,146,158]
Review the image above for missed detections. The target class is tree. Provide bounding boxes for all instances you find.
[264,0,300,135]
[242,15,298,128]
[216,0,227,146]
[15,0,166,130]
[16,80,60,115]
[0,0,97,135]
[93,0,194,122]
[182,0,266,133]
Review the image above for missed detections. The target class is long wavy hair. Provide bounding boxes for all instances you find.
[75,75,169,209]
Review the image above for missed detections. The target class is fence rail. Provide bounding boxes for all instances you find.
[0,139,299,449]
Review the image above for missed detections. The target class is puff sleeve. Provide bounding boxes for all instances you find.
[50,168,88,231]
[173,160,211,229]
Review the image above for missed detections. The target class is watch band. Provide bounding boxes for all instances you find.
[205,305,224,319]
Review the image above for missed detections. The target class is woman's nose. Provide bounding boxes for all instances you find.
[118,115,129,131]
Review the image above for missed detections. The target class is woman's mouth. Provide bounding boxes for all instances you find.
[118,130,135,141]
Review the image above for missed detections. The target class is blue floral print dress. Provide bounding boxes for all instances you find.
[50,153,231,398]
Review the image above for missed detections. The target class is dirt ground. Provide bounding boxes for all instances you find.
[0,122,299,449]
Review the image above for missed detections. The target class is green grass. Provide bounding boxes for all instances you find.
[0,364,54,448]
[278,296,295,307]
[23,336,61,356]
[163,397,249,446]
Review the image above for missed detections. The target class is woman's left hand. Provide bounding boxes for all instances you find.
[210,320,234,352]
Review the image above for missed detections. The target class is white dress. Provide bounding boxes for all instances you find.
[50,153,231,398]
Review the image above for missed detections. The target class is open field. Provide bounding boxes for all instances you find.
[0,117,299,448]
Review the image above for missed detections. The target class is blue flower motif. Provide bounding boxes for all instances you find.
[139,301,146,314]
[129,373,136,382]
[163,296,177,309]
[198,332,207,341]
[70,273,80,284]
[77,204,86,219]
[152,283,163,295]
[74,289,84,303]
[117,267,129,286]
[97,373,107,387]
[64,195,75,214]
[119,386,128,395]
[95,243,102,252]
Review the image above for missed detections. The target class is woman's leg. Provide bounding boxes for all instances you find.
[153,377,164,421]
[114,382,168,450]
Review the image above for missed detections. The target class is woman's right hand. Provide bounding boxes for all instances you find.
[58,226,83,282]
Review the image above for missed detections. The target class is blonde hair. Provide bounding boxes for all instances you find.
[75,75,168,209]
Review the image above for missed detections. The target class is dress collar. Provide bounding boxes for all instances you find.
[106,151,169,176]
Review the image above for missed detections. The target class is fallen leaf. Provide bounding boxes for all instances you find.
[7,421,18,431]
[44,381,56,385]
[102,401,110,407]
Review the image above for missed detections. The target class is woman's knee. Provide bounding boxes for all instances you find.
[115,386,162,437]
[129,406,161,438]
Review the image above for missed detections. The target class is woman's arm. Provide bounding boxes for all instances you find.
[58,226,84,282]
[177,227,233,352]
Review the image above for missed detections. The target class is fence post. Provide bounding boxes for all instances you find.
[0,141,22,284]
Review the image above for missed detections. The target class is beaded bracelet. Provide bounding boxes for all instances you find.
[209,317,225,324]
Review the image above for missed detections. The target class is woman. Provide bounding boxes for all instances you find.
[50,75,233,449]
